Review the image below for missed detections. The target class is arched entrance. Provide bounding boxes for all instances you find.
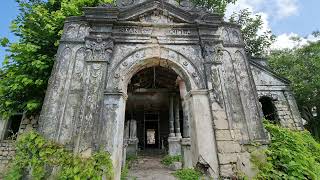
[124,66,184,153]
[102,47,219,179]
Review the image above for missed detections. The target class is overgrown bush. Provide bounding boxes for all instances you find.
[252,122,320,179]
[161,155,182,166]
[173,168,203,180]
[5,131,113,180]
[121,154,137,180]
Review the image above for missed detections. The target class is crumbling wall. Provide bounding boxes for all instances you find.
[0,141,15,175]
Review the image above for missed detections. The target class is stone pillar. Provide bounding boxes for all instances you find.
[181,138,193,168]
[99,92,127,180]
[169,95,175,137]
[0,118,8,140]
[178,79,192,166]
[168,94,181,156]
[186,90,219,178]
[127,120,138,156]
[175,96,182,138]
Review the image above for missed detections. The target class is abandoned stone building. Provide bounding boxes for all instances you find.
[0,0,304,179]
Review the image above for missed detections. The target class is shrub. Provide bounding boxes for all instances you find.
[173,168,203,180]
[121,155,137,180]
[161,155,182,166]
[252,122,320,179]
[5,131,113,180]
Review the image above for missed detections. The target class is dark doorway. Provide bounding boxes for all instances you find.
[259,96,279,123]
[5,114,23,140]
[125,66,183,152]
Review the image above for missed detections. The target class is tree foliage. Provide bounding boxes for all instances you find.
[229,9,275,57]
[269,40,320,139]
[5,131,113,179]
[252,122,320,179]
[190,0,237,13]
[0,0,112,118]
[0,0,236,118]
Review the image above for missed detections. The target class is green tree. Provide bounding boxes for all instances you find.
[0,0,236,118]
[229,9,275,57]
[269,39,320,139]
[190,0,237,13]
[0,0,113,118]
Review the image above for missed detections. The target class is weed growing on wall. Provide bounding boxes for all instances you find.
[121,155,137,180]
[252,122,320,179]
[161,155,182,166]
[173,168,203,180]
[5,131,113,180]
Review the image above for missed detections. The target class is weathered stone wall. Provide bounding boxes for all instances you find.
[0,115,38,176]
[0,141,15,175]
[250,59,304,129]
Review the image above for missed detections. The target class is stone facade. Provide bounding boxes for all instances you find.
[0,0,304,179]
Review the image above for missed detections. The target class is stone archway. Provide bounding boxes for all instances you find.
[100,47,219,179]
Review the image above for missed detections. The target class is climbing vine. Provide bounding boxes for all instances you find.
[5,131,113,180]
[252,122,320,179]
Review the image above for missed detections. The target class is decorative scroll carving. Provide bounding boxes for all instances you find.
[213,44,224,64]
[65,25,77,39]
[230,30,241,44]
[139,10,174,23]
[203,42,215,61]
[77,24,90,39]
[222,28,230,43]
[222,28,242,44]
[85,37,114,62]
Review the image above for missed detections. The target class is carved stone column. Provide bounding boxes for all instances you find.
[127,119,138,156]
[169,94,175,137]
[175,96,182,138]
[168,94,181,156]
[74,37,114,157]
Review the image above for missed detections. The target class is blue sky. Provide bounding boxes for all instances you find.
[1,0,320,63]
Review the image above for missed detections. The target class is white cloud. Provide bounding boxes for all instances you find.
[225,0,299,20]
[271,33,320,50]
[275,0,299,19]
[225,0,304,50]
[225,0,271,36]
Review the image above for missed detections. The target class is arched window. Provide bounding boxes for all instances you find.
[259,96,279,123]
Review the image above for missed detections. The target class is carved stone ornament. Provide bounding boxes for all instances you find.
[213,45,224,64]
[85,37,114,62]
[202,42,215,61]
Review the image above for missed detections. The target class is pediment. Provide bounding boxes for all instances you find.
[118,0,195,23]
[250,60,290,86]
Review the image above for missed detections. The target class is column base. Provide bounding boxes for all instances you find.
[168,137,181,156]
[126,138,139,156]
[181,138,193,168]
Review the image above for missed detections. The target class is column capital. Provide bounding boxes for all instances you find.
[184,89,209,100]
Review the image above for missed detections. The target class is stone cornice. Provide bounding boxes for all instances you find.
[104,91,128,100]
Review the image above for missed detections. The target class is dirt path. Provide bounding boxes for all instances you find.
[127,155,177,180]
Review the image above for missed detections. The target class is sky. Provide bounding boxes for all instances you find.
[0,0,320,64]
